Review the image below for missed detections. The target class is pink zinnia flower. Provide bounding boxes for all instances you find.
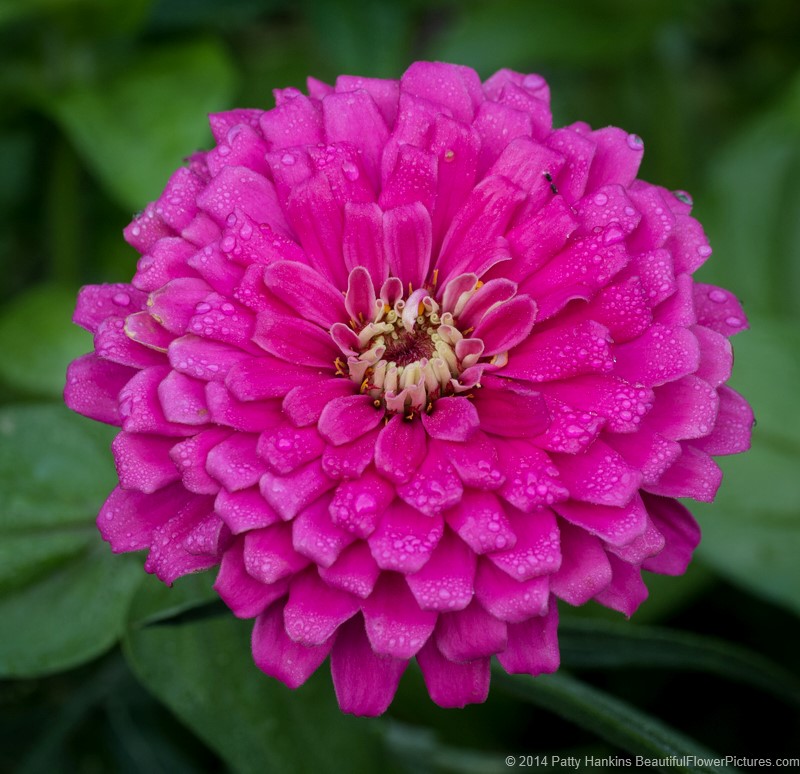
[65,62,753,716]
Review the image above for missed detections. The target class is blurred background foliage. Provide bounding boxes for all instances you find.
[1,0,799,771]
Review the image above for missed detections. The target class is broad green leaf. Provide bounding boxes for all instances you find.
[124,609,392,774]
[0,403,140,676]
[49,39,236,210]
[127,571,219,628]
[0,284,91,397]
[558,619,800,708]
[695,318,800,615]
[0,541,141,677]
[493,669,734,774]
[700,72,800,321]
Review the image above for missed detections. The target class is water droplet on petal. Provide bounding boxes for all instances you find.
[627,133,644,150]
[112,292,131,306]
[281,153,296,166]
[709,289,727,303]
[341,160,359,181]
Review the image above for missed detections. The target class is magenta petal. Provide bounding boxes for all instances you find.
[363,573,437,659]
[244,522,309,584]
[215,538,288,618]
[283,379,356,427]
[157,371,209,426]
[550,519,613,605]
[283,567,360,645]
[554,440,641,507]
[475,559,550,623]
[690,385,753,456]
[214,487,280,534]
[586,126,643,190]
[397,441,463,517]
[440,431,504,490]
[594,554,649,617]
[487,507,561,581]
[65,354,135,426]
[321,429,377,480]
[319,541,381,599]
[435,598,507,661]
[263,260,346,328]
[614,324,700,388]
[318,394,384,446]
[292,493,356,568]
[380,144,437,212]
[205,382,283,432]
[417,640,490,708]
[329,468,395,538]
[693,283,749,337]
[554,493,648,547]
[97,483,186,552]
[471,295,537,357]
[225,356,321,401]
[257,424,325,475]
[112,432,179,493]
[495,440,568,512]
[406,529,475,611]
[475,377,549,438]
[645,376,720,441]
[342,202,387,283]
[641,494,701,575]
[421,397,479,442]
[331,615,408,717]
[206,433,266,491]
[170,428,229,494]
[646,445,722,502]
[497,600,560,675]
[375,415,427,483]
[259,460,336,521]
[383,202,432,290]
[73,283,147,332]
[252,602,331,690]
[368,500,443,574]
[254,313,338,368]
[445,490,516,554]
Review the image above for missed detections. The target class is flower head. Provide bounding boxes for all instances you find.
[65,62,753,716]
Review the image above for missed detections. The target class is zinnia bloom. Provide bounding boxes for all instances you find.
[65,61,753,716]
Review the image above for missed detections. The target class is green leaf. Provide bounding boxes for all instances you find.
[124,603,392,774]
[493,669,735,774]
[0,284,92,397]
[49,39,236,210]
[0,403,141,676]
[127,571,219,629]
[694,318,800,616]
[700,72,800,321]
[557,618,800,708]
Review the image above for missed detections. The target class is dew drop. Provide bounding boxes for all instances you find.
[281,153,296,166]
[627,133,644,150]
[708,289,727,303]
[112,292,131,306]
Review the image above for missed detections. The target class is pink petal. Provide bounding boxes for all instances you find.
[641,494,701,575]
[397,441,463,517]
[401,61,479,122]
[94,316,167,369]
[170,428,229,494]
[549,520,613,605]
[262,260,346,329]
[328,467,395,538]
[614,324,700,388]
[532,396,605,455]
[417,640,490,708]
[471,295,537,357]
[331,615,408,717]
[553,440,642,507]
[257,424,325,475]
[367,500,444,574]
[487,507,561,581]
[474,559,550,623]
[259,460,336,521]
[253,313,339,368]
[594,554,649,617]
[435,598,508,661]
[319,541,381,599]
[252,602,331,690]
[692,325,733,388]
[497,600,560,675]
[214,487,280,534]
[318,394,385,446]
[205,382,283,432]
[379,145,437,212]
[168,335,252,382]
[243,522,309,584]
[157,370,210,426]
[440,431,505,490]
[445,490,516,554]
[406,529,476,612]
[375,415,427,484]
[335,75,400,126]
[604,428,681,487]
[693,283,749,337]
[225,356,322,401]
[495,440,568,512]
[206,433,266,491]
[383,202,432,289]
[292,493,356,568]
[214,537,288,618]
[645,445,722,502]
[475,376,549,438]
[73,283,148,333]
[283,567,360,645]
[554,493,648,547]
[421,397,479,442]
[342,202,387,284]
[283,379,357,427]
[64,354,136,426]
[112,432,179,493]
[585,127,644,190]
[259,94,322,148]
[690,385,753,456]
[321,429,378,480]
[645,375,720,441]
[362,573,437,659]
[475,101,533,176]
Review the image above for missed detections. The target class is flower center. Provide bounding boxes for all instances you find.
[335,280,486,418]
